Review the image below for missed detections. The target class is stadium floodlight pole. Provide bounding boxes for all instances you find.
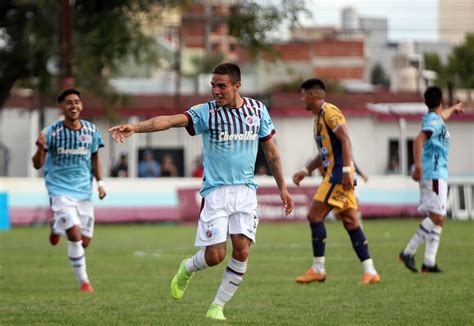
[58,0,75,90]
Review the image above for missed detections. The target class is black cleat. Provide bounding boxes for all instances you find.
[421,264,443,273]
[399,251,418,272]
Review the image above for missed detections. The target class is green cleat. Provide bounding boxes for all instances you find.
[170,259,193,300]
[205,303,226,321]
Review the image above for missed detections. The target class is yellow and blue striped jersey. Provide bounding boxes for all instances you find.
[314,102,351,184]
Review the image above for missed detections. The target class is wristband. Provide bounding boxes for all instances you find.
[97,180,105,188]
[301,167,310,176]
[342,166,351,173]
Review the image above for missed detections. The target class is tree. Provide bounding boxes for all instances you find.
[228,0,310,57]
[446,33,474,88]
[0,0,310,112]
[0,0,166,113]
[424,52,443,74]
[424,52,449,86]
[370,63,389,87]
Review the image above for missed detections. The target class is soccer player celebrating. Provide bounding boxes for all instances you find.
[32,88,106,292]
[109,63,294,320]
[399,86,464,273]
[293,78,380,284]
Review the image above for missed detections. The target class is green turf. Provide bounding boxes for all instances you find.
[0,219,473,325]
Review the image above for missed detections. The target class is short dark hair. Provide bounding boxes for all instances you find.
[57,88,81,103]
[212,63,241,84]
[424,86,443,109]
[300,78,326,91]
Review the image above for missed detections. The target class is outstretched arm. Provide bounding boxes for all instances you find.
[109,114,189,143]
[260,138,294,215]
[441,102,464,121]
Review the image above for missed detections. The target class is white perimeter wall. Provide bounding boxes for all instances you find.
[1,108,473,177]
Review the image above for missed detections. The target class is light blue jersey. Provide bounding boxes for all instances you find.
[421,112,449,180]
[184,97,275,197]
[41,119,104,200]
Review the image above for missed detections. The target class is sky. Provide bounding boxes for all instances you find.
[302,0,438,42]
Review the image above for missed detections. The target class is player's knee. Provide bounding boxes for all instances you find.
[341,213,359,230]
[66,226,82,242]
[232,247,249,261]
[205,248,226,266]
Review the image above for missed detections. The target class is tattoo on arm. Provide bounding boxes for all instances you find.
[268,155,285,190]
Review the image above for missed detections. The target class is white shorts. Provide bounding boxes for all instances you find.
[195,185,259,247]
[418,179,448,216]
[51,196,95,238]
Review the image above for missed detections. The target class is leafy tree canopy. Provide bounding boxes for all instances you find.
[446,33,474,88]
[0,0,309,113]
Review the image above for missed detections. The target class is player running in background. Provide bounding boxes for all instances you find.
[399,86,464,273]
[32,88,106,292]
[109,63,294,321]
[292,78,380,284]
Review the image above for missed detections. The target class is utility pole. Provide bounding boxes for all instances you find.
[59,0,75,90]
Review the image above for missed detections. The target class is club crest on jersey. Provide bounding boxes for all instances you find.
[245,115,260,127]
[80,134,92,143]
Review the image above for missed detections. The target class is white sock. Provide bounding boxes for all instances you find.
[362,258,377,275]
[185,249,208,274]
[68,240,89,284]
[424,225,442,267]
[403,217,435,256]
[312,256,325,273]
[212,258,247,308]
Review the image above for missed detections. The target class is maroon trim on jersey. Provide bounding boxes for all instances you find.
[242,98,253,132]
[242,102,252,134]
[236,102,244,135]
[216,109,226,142]
[183,112,196,136]
[256,100,263,118]
[247,103,258,135]
[213,108,221,143]
[227,107,238,134]
[222,108,234,135]
[259,129,275,142]
[208,103,214,143]
[433,179,439,195]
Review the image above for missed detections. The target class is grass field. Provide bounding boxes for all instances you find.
[1,219,473,325]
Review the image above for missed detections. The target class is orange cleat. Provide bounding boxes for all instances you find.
[49,233,60,246]
[361,272,381,284]
[295,267,326,284]
[80,282,94,293]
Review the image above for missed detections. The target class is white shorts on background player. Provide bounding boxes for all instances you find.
[51,196,95,237]
[418,179,448,216]
[195,185,259,247]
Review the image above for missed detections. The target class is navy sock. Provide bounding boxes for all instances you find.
[348,226,371,262]
[310,221,326,257]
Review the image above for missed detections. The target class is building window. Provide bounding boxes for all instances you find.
[387,139,414,175]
